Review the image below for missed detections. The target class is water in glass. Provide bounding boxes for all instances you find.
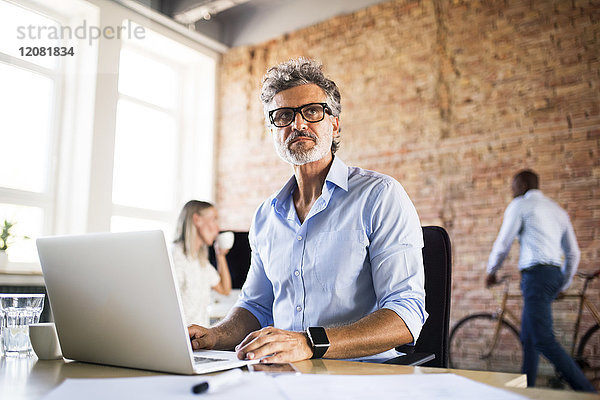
[0,294,44,357]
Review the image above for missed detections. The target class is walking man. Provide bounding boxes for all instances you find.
[486,169,595,392]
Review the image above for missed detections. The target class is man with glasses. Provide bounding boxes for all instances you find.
[189,57,426,363]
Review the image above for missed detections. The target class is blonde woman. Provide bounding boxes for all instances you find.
[172,200,232,327]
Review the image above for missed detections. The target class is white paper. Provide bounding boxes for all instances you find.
[42,373,284,400]
[273,373,528,400]
[42,372,528,400]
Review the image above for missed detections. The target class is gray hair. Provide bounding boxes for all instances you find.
[261,57,341,154]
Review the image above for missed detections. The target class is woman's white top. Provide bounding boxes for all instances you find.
[171,243,220,327]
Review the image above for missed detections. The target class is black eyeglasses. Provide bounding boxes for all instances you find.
[268,102,332,128]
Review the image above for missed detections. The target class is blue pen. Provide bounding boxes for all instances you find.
[191,368,244,394]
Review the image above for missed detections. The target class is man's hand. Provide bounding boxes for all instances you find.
[188,324,217,350]
[485,273,499,288]
[234,326,313,363]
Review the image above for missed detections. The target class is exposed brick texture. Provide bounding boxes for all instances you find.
[215,0,600,382]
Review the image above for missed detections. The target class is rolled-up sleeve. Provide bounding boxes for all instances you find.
[368,180,427,344]
[234,223,274,327]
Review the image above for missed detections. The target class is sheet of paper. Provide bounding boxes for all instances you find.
[42,373,283,400]
[273,373,529,400]
[42,372,528,400]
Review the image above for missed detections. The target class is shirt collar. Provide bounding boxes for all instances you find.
[270,156,349,217]
[271,175,297,220]
[523,189,542,199]
[325,156,349,192]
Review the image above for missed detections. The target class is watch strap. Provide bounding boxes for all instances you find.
[311,342,329,359]
[306,326,330,359]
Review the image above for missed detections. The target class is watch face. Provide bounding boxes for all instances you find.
[309,327,329,345]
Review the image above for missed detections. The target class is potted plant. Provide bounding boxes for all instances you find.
[0,220,21,269]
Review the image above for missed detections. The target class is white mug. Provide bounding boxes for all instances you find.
[29,322,62,360]
[216,231,235,251]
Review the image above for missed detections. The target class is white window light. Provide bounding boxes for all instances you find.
[0,0,219,272]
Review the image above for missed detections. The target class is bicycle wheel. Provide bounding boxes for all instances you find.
[576,324,600,391]
[449,313,522,373]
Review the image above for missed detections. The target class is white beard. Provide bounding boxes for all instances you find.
[274,129,332,166]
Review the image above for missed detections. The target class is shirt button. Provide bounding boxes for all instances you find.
[296,306,302,312]
[294,270,300,277]
[297,235,303,241]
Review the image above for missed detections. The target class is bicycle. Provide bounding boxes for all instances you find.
[448,268,600,390]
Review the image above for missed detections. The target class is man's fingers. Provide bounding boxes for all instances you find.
[236,327,275,351]
[237,328,293,360]
[235,330,262,352]
[235,328,312,363]
[188,324,207,338]
[190,334,209,350]
[245,338,290,360]
[236,330,259,349]
[187,324,215,350]
[237,333,278,359]
[485,274,498,288]
[259,351,291,364]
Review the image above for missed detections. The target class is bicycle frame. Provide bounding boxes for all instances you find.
[450,269,600,389]
[485,269,600,360]
[483,279,521,359]
[561,273,600,356]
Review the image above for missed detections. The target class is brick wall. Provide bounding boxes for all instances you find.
[215,0,600,377]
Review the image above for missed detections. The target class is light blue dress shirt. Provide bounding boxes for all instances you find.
[487,189,581,291]
[235,156,427,361]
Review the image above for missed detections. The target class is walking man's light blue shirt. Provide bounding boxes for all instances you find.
[487,189,580,292]
[235,157,427,361]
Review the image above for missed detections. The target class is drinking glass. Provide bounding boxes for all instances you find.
[0,294,45,357]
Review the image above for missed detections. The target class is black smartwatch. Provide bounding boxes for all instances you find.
[306,326,330,359]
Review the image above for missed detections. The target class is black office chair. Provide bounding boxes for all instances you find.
[385,226,452,367]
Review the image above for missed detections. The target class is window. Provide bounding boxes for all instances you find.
[0,0,219,272]
[0,1,63,264]
[110,23,216,238]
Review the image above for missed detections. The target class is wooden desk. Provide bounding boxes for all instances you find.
[1,356,597,400]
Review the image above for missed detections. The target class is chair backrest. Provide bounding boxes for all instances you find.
[415,226,452,367]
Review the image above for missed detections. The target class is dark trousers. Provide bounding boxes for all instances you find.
[520,265,596,392]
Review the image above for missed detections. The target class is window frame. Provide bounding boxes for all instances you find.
[0,0,223,272]
[0,0,71,267]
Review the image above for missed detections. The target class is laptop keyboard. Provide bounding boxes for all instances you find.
[193,355,228,365]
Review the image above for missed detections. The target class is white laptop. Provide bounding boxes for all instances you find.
[36,230,258,375]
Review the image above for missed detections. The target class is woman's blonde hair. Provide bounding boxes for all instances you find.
[174,200,214,259]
